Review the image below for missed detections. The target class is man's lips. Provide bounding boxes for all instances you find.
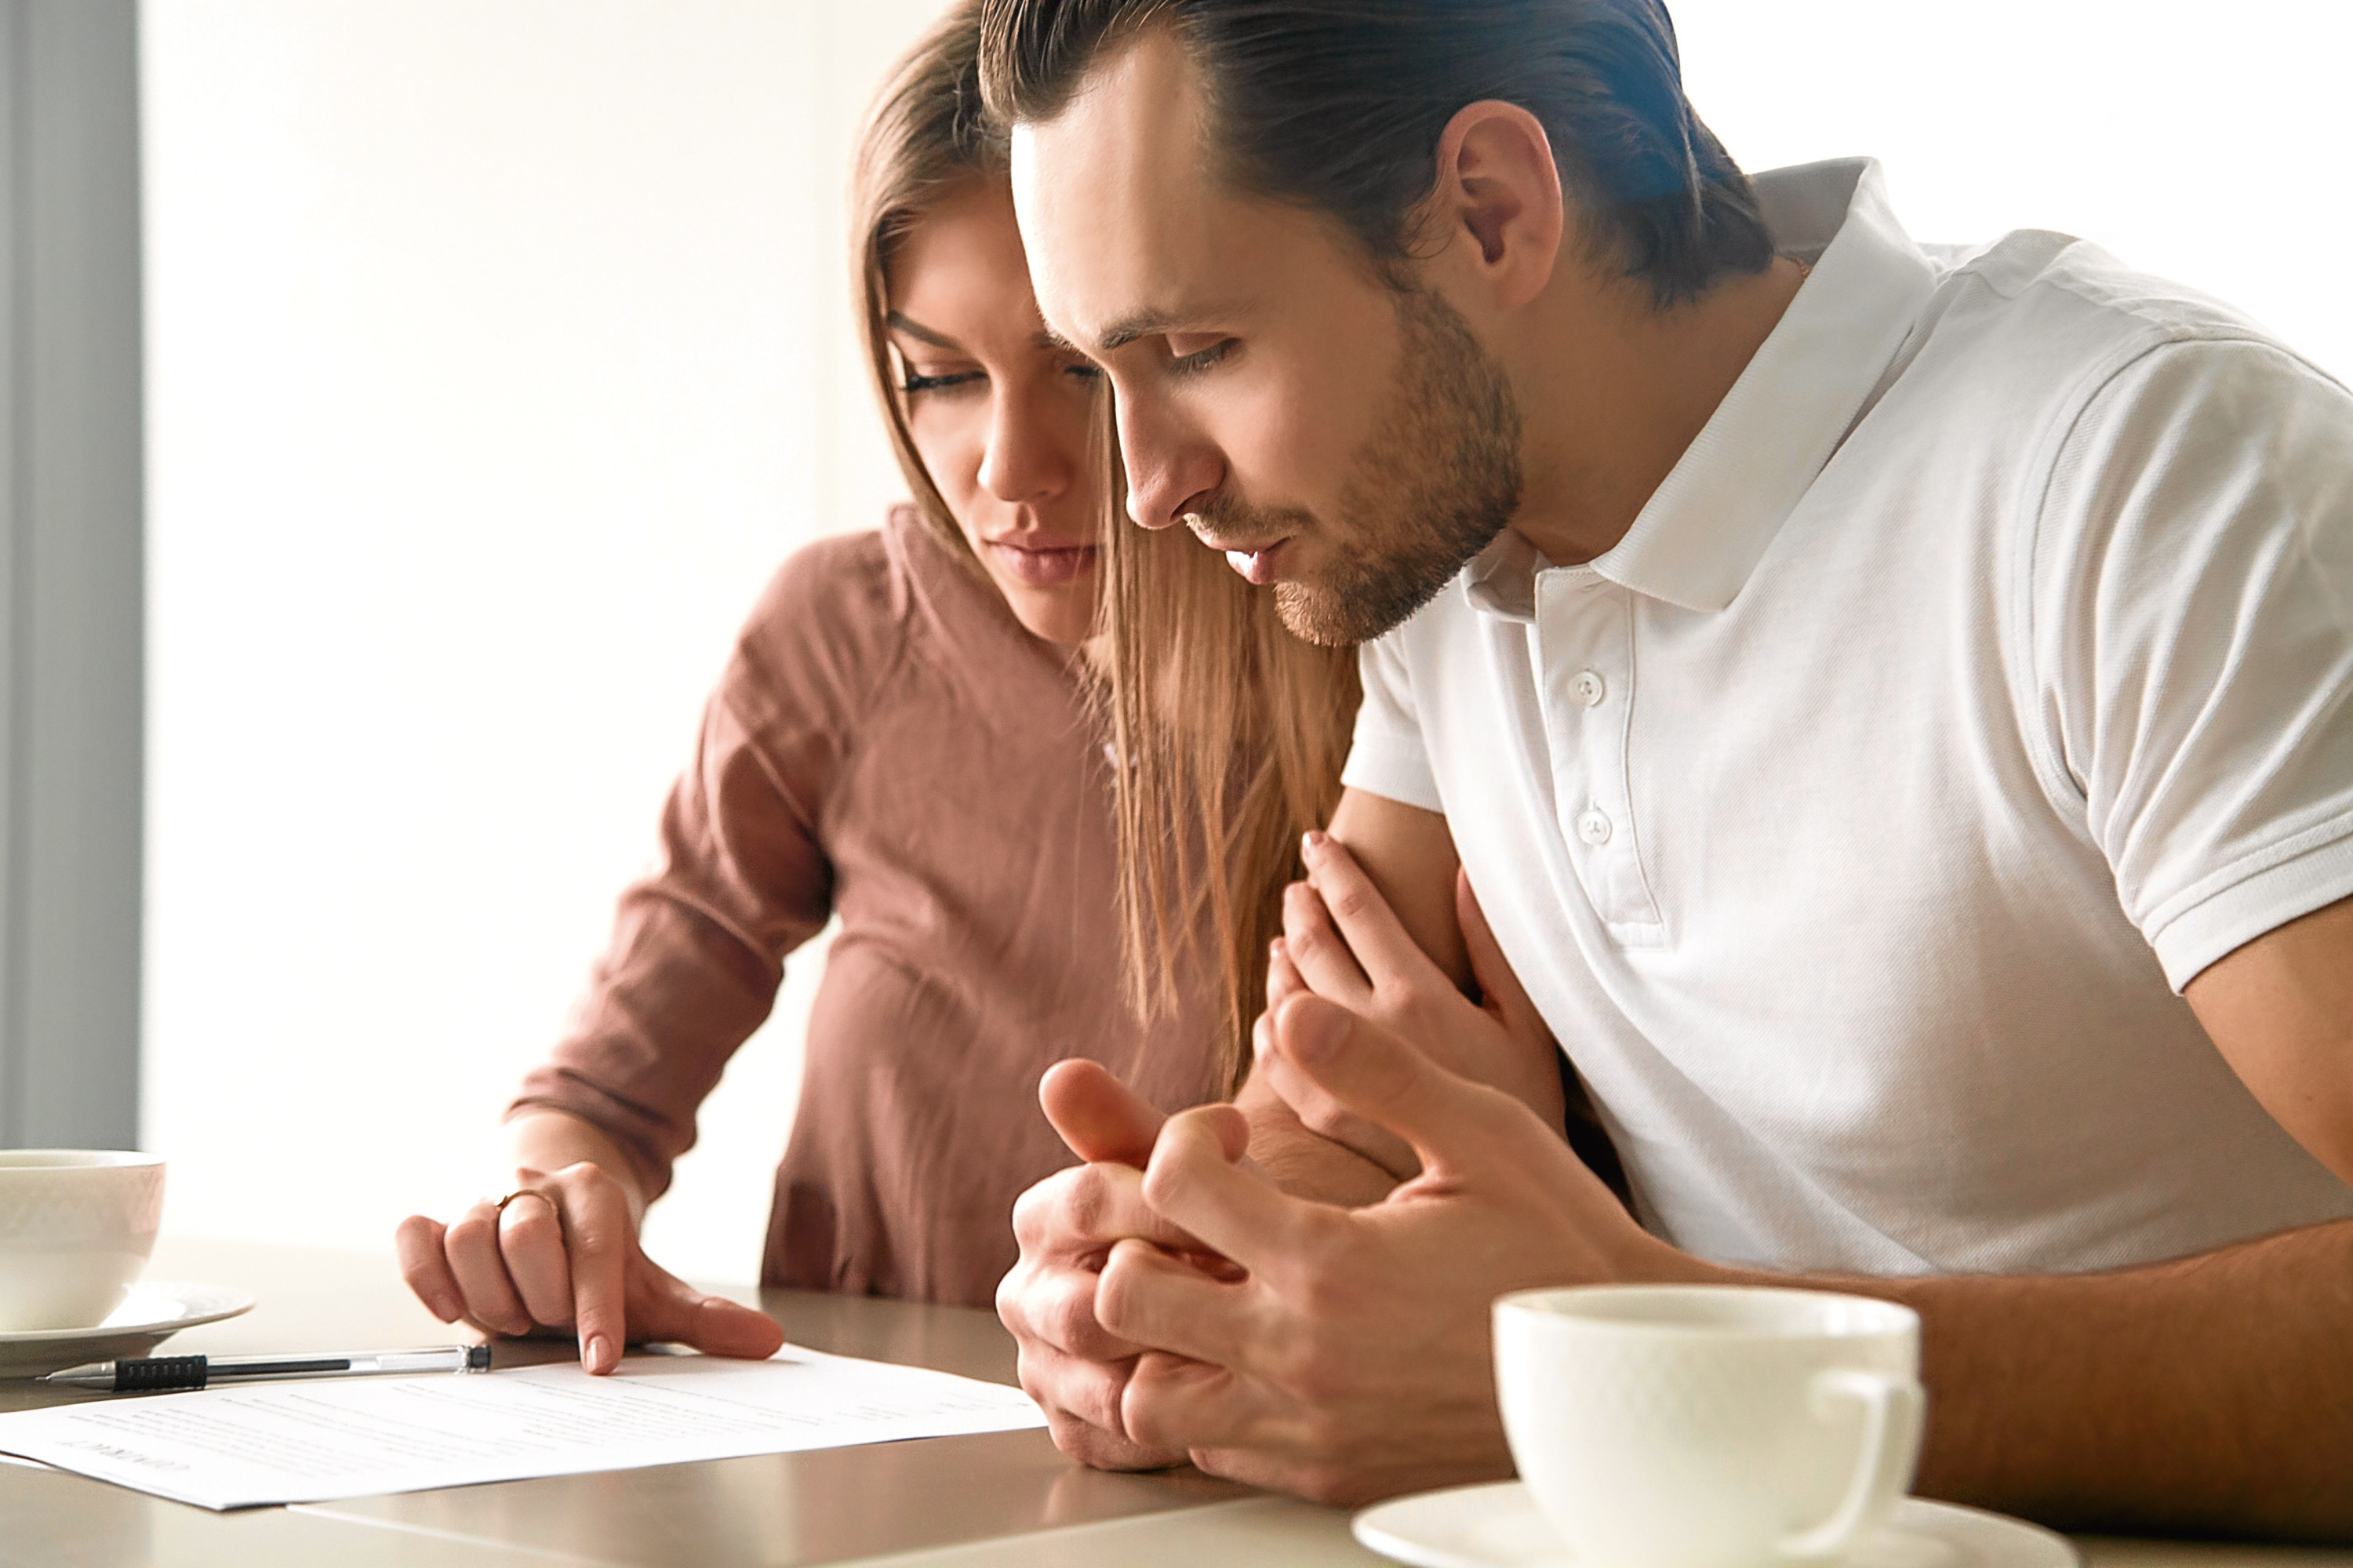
[1217,538,1289,585]
[985,536,1098,588]
[1186,515,1292,586]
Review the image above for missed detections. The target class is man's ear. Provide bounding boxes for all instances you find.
[1419,100,1566,311]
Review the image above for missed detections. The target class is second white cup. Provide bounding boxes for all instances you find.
[1493,1284,1925,1568]
[0,1150,165,1332]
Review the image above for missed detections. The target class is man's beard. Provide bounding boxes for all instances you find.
[1195,285,1522,647]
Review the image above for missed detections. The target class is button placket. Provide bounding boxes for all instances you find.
[1533,572,1660,937]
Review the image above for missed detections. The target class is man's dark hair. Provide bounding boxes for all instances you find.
[977,0,1775,307]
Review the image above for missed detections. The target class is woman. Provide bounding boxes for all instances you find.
[392,2,1354,1371]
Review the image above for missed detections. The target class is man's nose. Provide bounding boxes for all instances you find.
[1117,400,1218,531]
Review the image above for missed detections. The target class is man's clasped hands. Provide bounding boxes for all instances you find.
[999,829,1707,1505]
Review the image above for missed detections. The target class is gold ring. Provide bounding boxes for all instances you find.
[493,1188,558,1217]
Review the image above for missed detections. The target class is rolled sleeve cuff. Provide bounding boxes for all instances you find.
[2147,813,2353,990]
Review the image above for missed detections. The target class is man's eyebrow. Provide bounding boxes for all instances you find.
[1096,308,1178,353]
[883,311,958,350]
[1091,302,1245,353]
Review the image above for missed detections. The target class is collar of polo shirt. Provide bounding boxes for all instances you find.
[1467,158,1942,624]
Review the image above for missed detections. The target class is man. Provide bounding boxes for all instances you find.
[978,0,2353,1537]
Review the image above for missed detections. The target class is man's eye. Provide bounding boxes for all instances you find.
[1167,338,1236,376]
[902,369,985,396]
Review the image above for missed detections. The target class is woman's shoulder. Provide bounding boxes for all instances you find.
[721,514,913,731]
[723,504,1008,729]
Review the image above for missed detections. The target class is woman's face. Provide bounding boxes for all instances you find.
[887,180,1107,646]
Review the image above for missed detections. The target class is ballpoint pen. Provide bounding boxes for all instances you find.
[39,1344,493,1392]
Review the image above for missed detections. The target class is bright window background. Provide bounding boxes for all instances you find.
[1673,1,2353,380]
[143,2,2352,1286]
[141,0,951,1283]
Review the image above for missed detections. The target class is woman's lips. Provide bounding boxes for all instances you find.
[987,538,1099,588]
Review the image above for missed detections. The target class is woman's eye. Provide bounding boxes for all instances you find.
[902,369,985,397]
[1167,338,1236,376]
[1064,361,1106,384]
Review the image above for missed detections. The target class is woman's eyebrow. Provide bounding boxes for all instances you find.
[883,310,960,350]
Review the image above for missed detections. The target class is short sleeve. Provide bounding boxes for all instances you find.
[2032,337,2353,989]
[1340,631,1446,813]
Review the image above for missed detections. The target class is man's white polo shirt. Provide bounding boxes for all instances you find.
[1343,158,2353,1275]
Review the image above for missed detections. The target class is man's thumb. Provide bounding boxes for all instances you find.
[1270,993,1500,1175]
[1039,1058,1165,1167]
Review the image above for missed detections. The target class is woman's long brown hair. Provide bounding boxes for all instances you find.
[850,0,1003,562]
[856,2,1360,1097]
[1096,466,1361,1097]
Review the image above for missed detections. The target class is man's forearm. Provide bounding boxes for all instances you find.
[1235,1075,1397,1206]
[1751,1219,2353,1539]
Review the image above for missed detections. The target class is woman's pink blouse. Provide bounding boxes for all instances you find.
[510,507,1227,1308]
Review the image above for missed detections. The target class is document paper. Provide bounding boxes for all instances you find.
[0,1344,1046,1510]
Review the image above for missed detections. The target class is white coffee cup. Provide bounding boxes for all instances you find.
[0,1151,165,1331]
[1494,1284,1925,1568]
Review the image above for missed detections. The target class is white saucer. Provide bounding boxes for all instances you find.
[1353,1483,2078,1568]
[0,1282,256,1377]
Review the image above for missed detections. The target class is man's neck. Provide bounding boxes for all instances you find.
[1507,255,1810,567]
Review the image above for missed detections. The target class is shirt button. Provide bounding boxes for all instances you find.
[1571,670,1606,708]
[1577,809,1613,846]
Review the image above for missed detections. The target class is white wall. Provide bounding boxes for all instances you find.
[142,2,2351,1286]
[1672,0,2353,380]
[141,0,947,1282]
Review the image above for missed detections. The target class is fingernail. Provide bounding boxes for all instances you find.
[1289,1002,1352,1064]
[1269,937,1286,959]
[583,1333,609,1373]
[1302,830,1326,856]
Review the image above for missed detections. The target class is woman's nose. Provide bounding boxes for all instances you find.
[978,384,1076,505]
